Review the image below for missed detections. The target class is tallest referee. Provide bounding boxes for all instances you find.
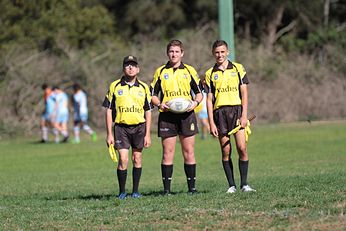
[151,39,203,195]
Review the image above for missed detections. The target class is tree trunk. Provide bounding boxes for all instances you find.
[263,4,285,52]
[324,0,330,27]
[244,21,251,41]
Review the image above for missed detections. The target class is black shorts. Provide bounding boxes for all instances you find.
[213,106,242,136]
[114,123,146,150]
[158,111,198,138]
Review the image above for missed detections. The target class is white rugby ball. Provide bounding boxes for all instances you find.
[167,98,193,113]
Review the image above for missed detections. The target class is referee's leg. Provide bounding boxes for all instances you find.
[161,136,176,194]
[235,130,249,188]
[180,135,197,193]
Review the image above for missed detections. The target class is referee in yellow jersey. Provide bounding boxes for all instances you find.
[205,40,256,193]
[103,55,152,200]
[151,39,203,195]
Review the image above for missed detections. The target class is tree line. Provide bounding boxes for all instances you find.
[1,1,344,53]
[0,0,345,136]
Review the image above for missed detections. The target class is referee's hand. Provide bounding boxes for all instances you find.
[106,134,114,147]
[160,102,170,112]
[187,101,198,112]
[210,123,218,137]
[239,117,248,128]
[144,135,151,148]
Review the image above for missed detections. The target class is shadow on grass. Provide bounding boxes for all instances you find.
[29,140,54,145]
[142,189,208,197]
[44,193,115,201]
[44,189,209,201]
[28,140,70,145]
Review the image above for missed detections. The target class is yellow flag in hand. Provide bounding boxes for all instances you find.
[244,121,251,143]
[108,144,118,163]
[228,119,252,143]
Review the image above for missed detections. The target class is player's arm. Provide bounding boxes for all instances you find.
[102,85,115,146]
[207,92,218,137]
[239,84,248,128]
[150,78,169,111]
[188,92,202,111]
[205,71,218,137]
[235,63,249,128]
[190,78,203,110]
[105,108,114,145]
[188,69,203,111]
[144,110,151,148]
[150,69,160,106]
[143,85,152,148]
[151,93,161,108]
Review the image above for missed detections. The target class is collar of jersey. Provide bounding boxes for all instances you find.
[212,60,234,72]
[120,76,140,87]
[164,61,185,69]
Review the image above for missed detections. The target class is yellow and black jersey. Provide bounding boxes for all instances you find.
[205,61,249,110]
[150,62,202,104]
[102,76,152,125]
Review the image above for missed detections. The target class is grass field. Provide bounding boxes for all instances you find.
[0,121,345,230]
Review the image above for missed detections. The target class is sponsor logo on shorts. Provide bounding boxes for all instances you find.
[160,128,169,132]
[190,123,195,131]
[115,140,122,144]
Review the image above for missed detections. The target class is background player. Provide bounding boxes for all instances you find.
[196,80,209,140]
[52,86,69,143]
[40,84,55,143]
[72,83,97,144]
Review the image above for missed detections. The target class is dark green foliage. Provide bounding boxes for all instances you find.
[0,0,117,50]
[0,0,345,133]
[0,0,344,50]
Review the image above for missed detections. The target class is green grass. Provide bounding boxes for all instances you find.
[1,121,345,230]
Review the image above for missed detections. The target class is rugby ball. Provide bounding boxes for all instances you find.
[167,98,193,113]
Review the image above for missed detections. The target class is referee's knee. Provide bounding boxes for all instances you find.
[237,147,248,160]
[132,155,142,167]
[183,152,196,163]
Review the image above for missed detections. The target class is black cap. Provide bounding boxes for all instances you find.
[123,55,138,66]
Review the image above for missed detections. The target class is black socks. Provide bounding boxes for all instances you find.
[117,169,127,193]
[161,164,173,193]
[132,167,142,193]
[162,164,197,193]
[184,164,196,192]
[239,160,249,188]
[222,160,236,187]
[117,167,142,194]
